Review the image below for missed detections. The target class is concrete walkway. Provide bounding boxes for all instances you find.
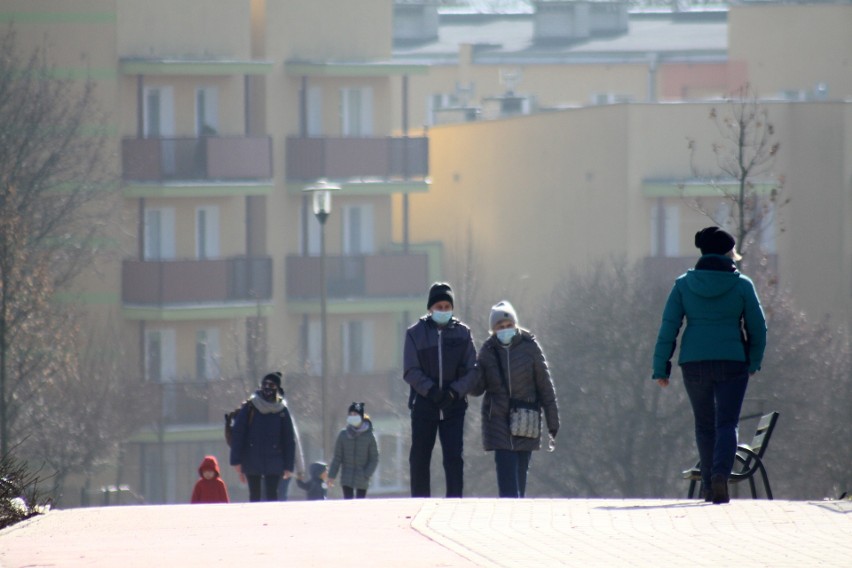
[1,498,851,567]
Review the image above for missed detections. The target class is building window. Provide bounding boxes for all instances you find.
[195,206,220,259]
[342,203,375,255]
[340,87,373,137]
[650,199,679,257]
[195,328,220,380]
[342,320,374,374]
[145,329,176,382]
[195,87,219,136]
[144,207,176,260]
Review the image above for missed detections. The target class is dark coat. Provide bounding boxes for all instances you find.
[229,393,296,476]
[328,420,379,490]
[403,315,478,419]
[471,330,560,452]
[297,462,328,500]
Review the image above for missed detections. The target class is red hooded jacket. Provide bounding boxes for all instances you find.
[191,455,230,504]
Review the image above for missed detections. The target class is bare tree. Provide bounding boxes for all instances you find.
[0,27,117,456]
[684,84,788,266]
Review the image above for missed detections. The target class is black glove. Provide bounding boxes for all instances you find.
[427,386,443,405]
[438,389,457,410]
[549,429,558,439]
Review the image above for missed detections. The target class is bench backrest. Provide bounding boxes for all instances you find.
[747,411,780,458]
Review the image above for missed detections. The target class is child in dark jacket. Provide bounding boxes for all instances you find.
[191,455,230,504]
[296,462,328,501]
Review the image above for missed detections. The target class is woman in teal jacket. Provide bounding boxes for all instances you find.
[653,227,766,504]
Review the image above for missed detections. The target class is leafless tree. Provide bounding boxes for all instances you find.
[684,84,788,268]
[0,27,118,456]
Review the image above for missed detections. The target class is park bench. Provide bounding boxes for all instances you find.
[683,411,780,500]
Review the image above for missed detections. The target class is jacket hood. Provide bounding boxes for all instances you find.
[198,455,221,478]
[683,268,741,298]
[308,462,327,479]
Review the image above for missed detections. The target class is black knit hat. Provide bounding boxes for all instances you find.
[348,402,365,418]
[695,226,736,256]
[262,371,284,394]
[427,282,454,309]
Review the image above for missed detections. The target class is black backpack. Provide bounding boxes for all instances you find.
[224,400,255,447]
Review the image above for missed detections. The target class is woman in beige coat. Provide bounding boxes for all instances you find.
[470,301,559,498]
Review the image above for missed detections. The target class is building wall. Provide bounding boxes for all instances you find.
[729,4,852,99]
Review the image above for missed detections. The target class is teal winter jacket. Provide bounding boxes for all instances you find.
[652,255,767,378]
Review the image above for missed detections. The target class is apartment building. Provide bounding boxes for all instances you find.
[8,0,434,504]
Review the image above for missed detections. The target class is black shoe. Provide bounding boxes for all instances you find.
[701,488,712,502]
[711,475,729,504]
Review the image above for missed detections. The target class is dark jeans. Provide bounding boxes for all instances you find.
[409,411,465,497]
[681,360,749,488]
[494,450,532,498]
[342,486,367,499]
[246,474,280,502]
[278,477,291,501]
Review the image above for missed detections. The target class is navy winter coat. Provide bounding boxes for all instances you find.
[229,393,296,476]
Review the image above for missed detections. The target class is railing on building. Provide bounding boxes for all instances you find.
[285,136,429,181]
[122,256,273,305]
[122,136,273,181]
[285,253,428,299]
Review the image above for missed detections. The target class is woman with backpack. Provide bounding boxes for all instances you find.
[229,372,297,502]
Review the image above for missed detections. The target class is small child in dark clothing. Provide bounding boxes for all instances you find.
[297,462,328,500]
[191,455,230,504]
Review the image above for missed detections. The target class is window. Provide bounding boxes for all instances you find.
[342,204,375,255]
[341,320,374,374]
[195,328,220,380]
[195,87,219,136]
[144,86,175,175]
[300,202,323,257]
[650,200,679,257]
[145,329,176,382]
[340,87,373,137]
[305,318,322,376]
[307,86,323,136]
[195,206,220,259]
[144,207,176,260]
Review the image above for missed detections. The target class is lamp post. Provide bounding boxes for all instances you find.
[303,180,339,461]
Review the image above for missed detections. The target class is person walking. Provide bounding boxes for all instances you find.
[471,301,559,498]
[327,402,379,499]
[296,462,329,501]
[229,372,297,502]
[653,226,767,504]
[403,282,478,498]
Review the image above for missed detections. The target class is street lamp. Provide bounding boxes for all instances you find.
[303,179,339,461]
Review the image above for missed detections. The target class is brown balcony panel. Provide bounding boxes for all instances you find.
[123,256,272,305]
[286,136,429,181]
[286,253,428,299]
[123,136,272,182]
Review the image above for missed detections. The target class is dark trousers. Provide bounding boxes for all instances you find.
[681,360,749,487]
[409,411,465,497]
[494,450,532,498]
[342,486,367,499]
[278,477,291,501]
[246,474,280,502]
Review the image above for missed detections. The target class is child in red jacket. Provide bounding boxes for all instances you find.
[191,455,230,504]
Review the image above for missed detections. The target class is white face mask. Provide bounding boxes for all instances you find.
[346,415,363,428]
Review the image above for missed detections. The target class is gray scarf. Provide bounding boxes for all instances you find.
[249,392,286,414]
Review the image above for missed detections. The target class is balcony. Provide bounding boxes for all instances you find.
[122,136,272,182]
[123,256,272,306]
[285,136,428,181]
[285,253,428,300]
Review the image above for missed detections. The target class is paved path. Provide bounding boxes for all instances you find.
[1,498,850,567]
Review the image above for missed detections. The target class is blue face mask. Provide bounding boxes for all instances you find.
[431,310,453,325]
[496,327,517,345]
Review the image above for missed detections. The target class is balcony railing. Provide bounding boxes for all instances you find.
[285,136,428,181]
[123,256,272,306]
[285,253,428,299]
[122,136,273,181]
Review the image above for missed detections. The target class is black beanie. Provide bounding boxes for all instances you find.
[695,226,736,256]
[427,282,454,309]
[348,402,365,418]
[262,371,283,394]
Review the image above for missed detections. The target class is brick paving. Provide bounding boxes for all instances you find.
[1,498,850,567]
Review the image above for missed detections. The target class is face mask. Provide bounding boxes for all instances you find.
[261,386,277,399]
[431,310,453,325]
[496,327,517,345]
[346,415,363,428]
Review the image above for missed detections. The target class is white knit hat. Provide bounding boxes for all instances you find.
[489,301,518,331]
